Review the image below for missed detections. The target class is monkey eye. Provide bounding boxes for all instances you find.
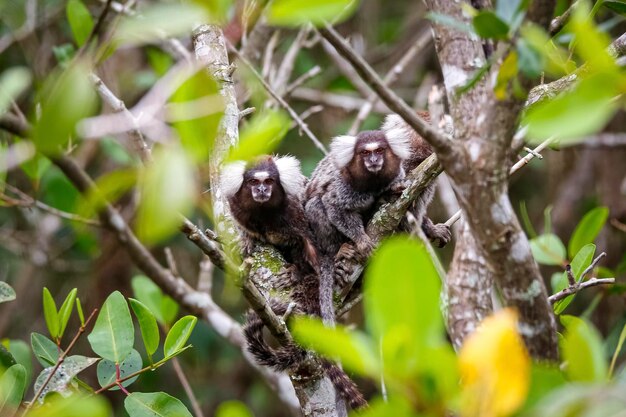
[249,179,260,186]
[359,150,370,156]
[264,178,274,185]
[374,148,385,154]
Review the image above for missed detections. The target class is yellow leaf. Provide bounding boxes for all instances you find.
[459,308,530,417]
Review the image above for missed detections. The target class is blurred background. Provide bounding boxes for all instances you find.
[1,0,625,415]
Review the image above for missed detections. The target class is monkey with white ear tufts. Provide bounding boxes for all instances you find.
[381,113,452,248]
[304,129,411,326]
[220,155,318,276]
[222,156,368,410]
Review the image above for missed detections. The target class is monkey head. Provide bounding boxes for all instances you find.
[220,156,305,209]
[329,129,410,192]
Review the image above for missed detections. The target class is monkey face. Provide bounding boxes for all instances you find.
[358,143,386,173]
[247,172,275,203]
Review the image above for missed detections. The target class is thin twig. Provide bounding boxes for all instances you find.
[172,357,205,417]
[77,0,114,58]
[565,265,575,286]
[228,42,328,155]
[284,65,322,97]
[25,309,98,411]
[548,278,615,303]
[579,252,606,283]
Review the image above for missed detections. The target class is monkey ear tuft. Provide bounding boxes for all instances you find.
[381,115,412,160]
[274,155,305,197]
[330,135,358,168]
[220,161,247,197]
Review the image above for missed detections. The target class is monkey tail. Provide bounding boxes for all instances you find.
[319,258,336,327]
[242,304,307,372]
[322,360,368,409]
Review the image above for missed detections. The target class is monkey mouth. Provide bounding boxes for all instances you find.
[366,164,383,173]
[252,194,271,203]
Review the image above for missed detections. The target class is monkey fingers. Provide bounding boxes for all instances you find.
[429,223,452,248]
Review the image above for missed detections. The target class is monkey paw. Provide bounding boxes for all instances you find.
[272,264,298,289]
[334,244,359,286]
[428,223,452,248]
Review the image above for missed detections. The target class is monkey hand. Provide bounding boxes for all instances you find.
[429,223,452,248]
[355,235,376,259]
[271,264,298,290]
[334,244,359,286]
[388,179,409,195]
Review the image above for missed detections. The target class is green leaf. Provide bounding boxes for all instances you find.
[215,401,254,417]
[129,299,160,357]
[568,207,609,259]
[0,364,26,417]
[57,288,77,339]
[292,317,378,377]
[115,4,208,47]
[496,0,524,25]
[124,392,193,417]
[0,344,16,372]
[87,291,134,363]
[604,0,626,14]
[560,315,608,382]
[529,233,566,266]
[26,395,110,417]
[267,0,360,27]
[31,333,59,367]
[66,0,94,47]
[97,349,142,390]
[131,275,179,326]
[364,236,443,378]
[520,364,567,413]
[226,110,290,162]
[164,316,197,358]
[0,67,32,115]
[31,62,97,155]
[609,323,626,378]
[525,73,620,144]
[570,2,618,73]
[42,288,59,340]
[472,11,510,39]
[33,356,98,400]
[170,70,222,164]
[6,340,32,386]
[136,146,196,244]
[516,38,543,78]
[76,298,85,326]
[0,282,15,304]
[553,244,596,314]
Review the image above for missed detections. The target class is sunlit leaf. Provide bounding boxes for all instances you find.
[0,67,31,115]
[136,146,196,244]
[0,282,15,304]
[124,392,193,417]
[42,288,59,340]
[31,333,59,367]
[97,349,142,390]
[66,0,94,47]
[6,340,32,386]
[459,309,530,417]
[568,206,608,258]
[31,62,97,155]
[520,24,575,77]
[0,364,26,417]
[115,4,208,46]
[529,233,566,266]
[129,299,160,357]
[552,244,596,314]
[164,316,197,358]
[495,51,518,100]
[76,168,137,221]
[267,0,360,27]
[473,11,509,39]
[520,364,566,413]
[352,397,418,417]
[26,395,111,417]
[226,110,290,162]
[131,275,179,325]
[215,400,254,417]
[76,298,85,326]
[170,69,223,163]
[20,151,51,185]
[570,1,618,73]
[146,47,173,77]
[58,288,77,340]
[560,315,607,382]
[33,356,98,400]
[291,317,378,376]
[87,291,134,363]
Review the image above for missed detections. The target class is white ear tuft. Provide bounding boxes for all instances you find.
[219,161,247,197]
[330,135,358,168]
[381,114,412,160]
[273,155,305,197]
